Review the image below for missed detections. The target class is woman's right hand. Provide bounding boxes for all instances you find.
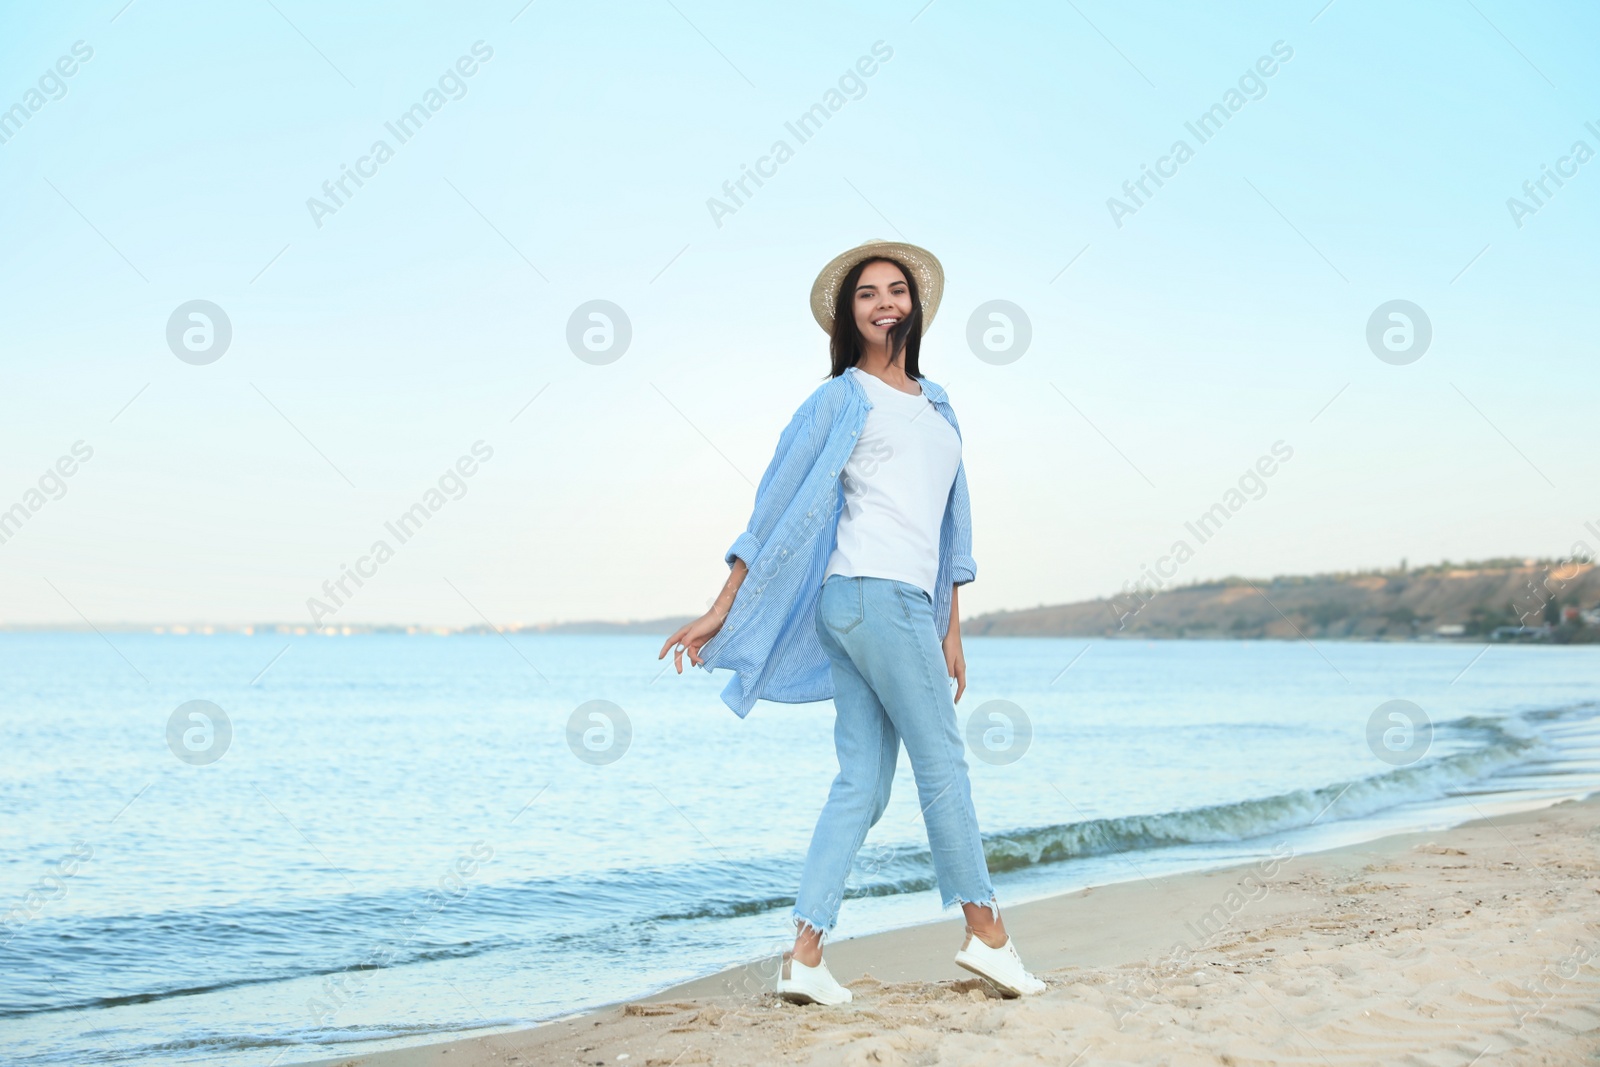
[658,609,727,674]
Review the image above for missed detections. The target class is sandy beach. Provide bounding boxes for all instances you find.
[294,794,1600,1067]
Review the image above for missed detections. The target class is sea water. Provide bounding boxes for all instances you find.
[2,633,1596,1065]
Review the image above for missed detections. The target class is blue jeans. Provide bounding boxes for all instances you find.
[792,574,998,942]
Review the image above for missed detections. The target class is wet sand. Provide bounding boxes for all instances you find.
[296,794,1600,1066]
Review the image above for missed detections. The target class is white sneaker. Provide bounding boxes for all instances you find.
[953,926,1046,997]
[775,951,854,1006]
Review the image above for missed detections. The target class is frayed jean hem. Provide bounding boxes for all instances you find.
[792,910,831,944]
[948,893,1000,926]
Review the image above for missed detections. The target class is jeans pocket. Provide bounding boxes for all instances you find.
[894,581,933,609]
[891,581,933,625]
[821,576,865,634]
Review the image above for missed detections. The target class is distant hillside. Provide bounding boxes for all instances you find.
[963,559,1600,642]
[6,559,1597,641]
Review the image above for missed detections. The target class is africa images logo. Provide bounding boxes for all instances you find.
[305,41,494,229]
[1106,40,1294,229]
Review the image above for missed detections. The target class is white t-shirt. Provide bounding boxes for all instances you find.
[823,366,962,599]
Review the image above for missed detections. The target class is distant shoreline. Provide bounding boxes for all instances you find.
[0,625,1592,645]
[4,557,1596,642]
[963,557,1600,643]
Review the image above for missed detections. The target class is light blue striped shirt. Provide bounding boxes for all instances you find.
[697,369,975,718]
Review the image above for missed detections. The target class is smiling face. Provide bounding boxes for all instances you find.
[850,259,913,349]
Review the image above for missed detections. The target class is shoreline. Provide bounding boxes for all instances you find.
[296,792,1600,1066]
[0,627,1591,643]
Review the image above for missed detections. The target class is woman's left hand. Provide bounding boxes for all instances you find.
[942,632,966,704]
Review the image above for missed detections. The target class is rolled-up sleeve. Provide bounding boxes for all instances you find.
[725,531,762,571]
[725,393,826,572]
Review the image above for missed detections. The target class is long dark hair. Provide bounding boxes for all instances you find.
[826,256,923,381]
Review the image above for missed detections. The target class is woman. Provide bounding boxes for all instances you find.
[659,240,1045,1005]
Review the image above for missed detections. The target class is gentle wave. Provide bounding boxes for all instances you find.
[1,708,1577,1025]
[983,727,1539,873]
[650,709,1560,919]
[78,1017,531,1065]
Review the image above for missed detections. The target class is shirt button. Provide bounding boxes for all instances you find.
[851,431,857,436]
[829,470,836,476]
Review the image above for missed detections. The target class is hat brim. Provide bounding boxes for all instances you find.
[810,240,944,337]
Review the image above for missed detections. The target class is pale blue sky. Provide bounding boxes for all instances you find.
[1,0,1596,626]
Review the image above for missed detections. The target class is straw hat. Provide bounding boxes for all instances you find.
[810,239,945,336]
